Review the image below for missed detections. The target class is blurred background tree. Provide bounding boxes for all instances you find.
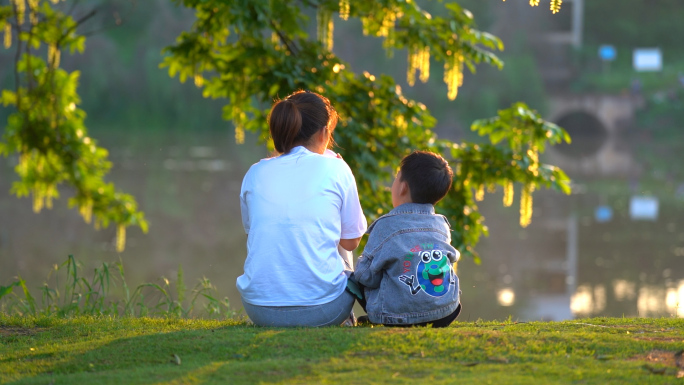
[0,0,147,252]
[1,0,572,260]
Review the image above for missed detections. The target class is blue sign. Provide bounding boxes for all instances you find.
[594,205,613,223]
[633,48,662,72]
[599,45,616,61]
[629,196,659,220]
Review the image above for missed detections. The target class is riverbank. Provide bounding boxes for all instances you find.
[1,316,682,384]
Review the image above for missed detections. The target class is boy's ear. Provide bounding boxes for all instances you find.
[399,179,410,197]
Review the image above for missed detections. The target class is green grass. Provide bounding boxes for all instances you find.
[1,316,683,384]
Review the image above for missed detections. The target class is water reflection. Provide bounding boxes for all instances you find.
[1,127,683,321]
[448,166,684,321]
[665,283,684,317]
[497,288,515,307]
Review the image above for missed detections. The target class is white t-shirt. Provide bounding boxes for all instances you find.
[237,146,367,306]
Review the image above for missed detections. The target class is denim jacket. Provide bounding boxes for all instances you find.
[355,203,460,325]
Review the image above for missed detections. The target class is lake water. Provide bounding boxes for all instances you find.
[1,126,683,321]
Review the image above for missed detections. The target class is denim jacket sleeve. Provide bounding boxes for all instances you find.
[354,216,391,289]
[354,248,385,289]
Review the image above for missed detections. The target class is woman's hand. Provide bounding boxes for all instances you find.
[339,237,362,251]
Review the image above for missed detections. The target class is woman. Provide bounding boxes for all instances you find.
[237,90,367,327]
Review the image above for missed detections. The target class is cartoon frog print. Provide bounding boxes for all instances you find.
[399,249,453,297]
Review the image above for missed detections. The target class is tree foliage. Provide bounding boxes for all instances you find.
[163,0,571,261]
[1,0,569,260]
[0,0,147,252]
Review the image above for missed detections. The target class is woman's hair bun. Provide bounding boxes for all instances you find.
[268,90,338,154]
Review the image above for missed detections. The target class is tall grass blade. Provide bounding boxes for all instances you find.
[177,264,186,305]
[40,283,58,315]
[17,277,37,316]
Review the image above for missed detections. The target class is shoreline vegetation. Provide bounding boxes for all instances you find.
[2,257,684,384]
[1,316,683,384]
[0,255,234,320]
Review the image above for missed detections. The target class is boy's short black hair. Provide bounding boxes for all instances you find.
[399,151,453,205]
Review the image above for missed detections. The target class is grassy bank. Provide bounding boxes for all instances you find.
[1,316,683,384]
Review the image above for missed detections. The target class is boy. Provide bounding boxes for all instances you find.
[353,150,461,327]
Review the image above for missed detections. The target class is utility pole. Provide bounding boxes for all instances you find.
[571,0,584,48]
[544,0,583,48]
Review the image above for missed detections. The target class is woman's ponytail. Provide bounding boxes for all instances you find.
[269,99,302,154]
[268,90,338,154]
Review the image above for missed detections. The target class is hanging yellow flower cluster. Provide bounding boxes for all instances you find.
[475,184,485,201]
[506,0,562,13]
[317,7,334,51]
[13,0,26,25]
[360,8,398,52]
[3,23,11,49]
[519,184,535,227]
[503,180,514,207]
[339,0,350,21]
[18,154,53,213]
[235,125,245,145]
[379,9,396,39]
[26,0,39,25]
[232,105,246,144]
[116,224,126,253]
[393,113,408,134]
[10,0,66,28]
[80,198,93,224]
[32,186,44,213]
[47,43,60,68]
[18,153,28,175]
[527,146,539,176]
[31,182,57,213]
[419,47,430,83]
[444,51,464,100]
[193,74,204,87]
[271,31,281,50]
[406,44,429,86]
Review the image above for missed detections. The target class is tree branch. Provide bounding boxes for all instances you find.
[299,0,321,8]
[25,15,34,92]
[269,20,299,56]
[10,1,22,110]
[82,2,139,38]
[56,8,97,47]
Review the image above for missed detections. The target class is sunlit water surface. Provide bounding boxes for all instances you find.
[1,127,683,321]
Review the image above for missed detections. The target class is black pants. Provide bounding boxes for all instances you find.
[356,295,461,328]
[393,303,462,328]
[381,303,462,328]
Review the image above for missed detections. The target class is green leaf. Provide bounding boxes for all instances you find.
[1,90,16,106]
[0,282,20,300]
[268,83,280,97]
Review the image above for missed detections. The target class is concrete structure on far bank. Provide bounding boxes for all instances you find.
[545,93,644,177]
